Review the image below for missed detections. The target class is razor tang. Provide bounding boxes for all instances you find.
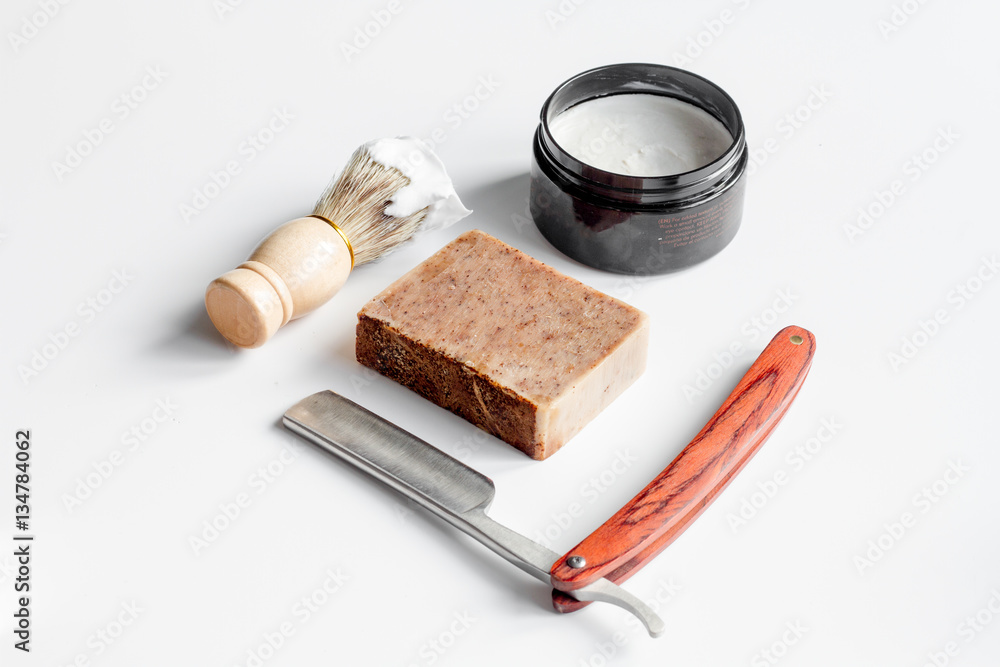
[283,390,666,637]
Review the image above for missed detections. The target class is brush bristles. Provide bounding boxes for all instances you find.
[311,147,427,266]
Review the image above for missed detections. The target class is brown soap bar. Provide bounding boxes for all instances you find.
[356,230,649,460]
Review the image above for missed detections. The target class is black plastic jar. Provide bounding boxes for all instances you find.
[530,63,747,275]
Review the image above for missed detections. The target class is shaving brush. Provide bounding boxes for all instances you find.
[205,137,470,348]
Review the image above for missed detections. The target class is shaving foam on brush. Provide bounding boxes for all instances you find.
[205,137,471,348]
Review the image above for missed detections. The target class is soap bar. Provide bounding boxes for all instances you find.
[356,230,649,460]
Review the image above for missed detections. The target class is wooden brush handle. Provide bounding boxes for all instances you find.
[205,216,352,348]
[550,326,816,608]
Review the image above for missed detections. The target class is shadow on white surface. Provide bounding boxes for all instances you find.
[459,172,565,262]
[149,302,239,371]
[273,413,559,604]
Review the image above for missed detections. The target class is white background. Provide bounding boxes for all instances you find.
[3,1,999,665]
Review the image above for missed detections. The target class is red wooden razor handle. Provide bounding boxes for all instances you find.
[551,326,816,612]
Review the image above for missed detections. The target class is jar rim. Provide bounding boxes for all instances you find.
[537,63,746,203]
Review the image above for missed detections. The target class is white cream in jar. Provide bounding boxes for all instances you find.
[547,93,733,177]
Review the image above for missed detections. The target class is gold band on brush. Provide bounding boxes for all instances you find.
[310,214,355,270]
